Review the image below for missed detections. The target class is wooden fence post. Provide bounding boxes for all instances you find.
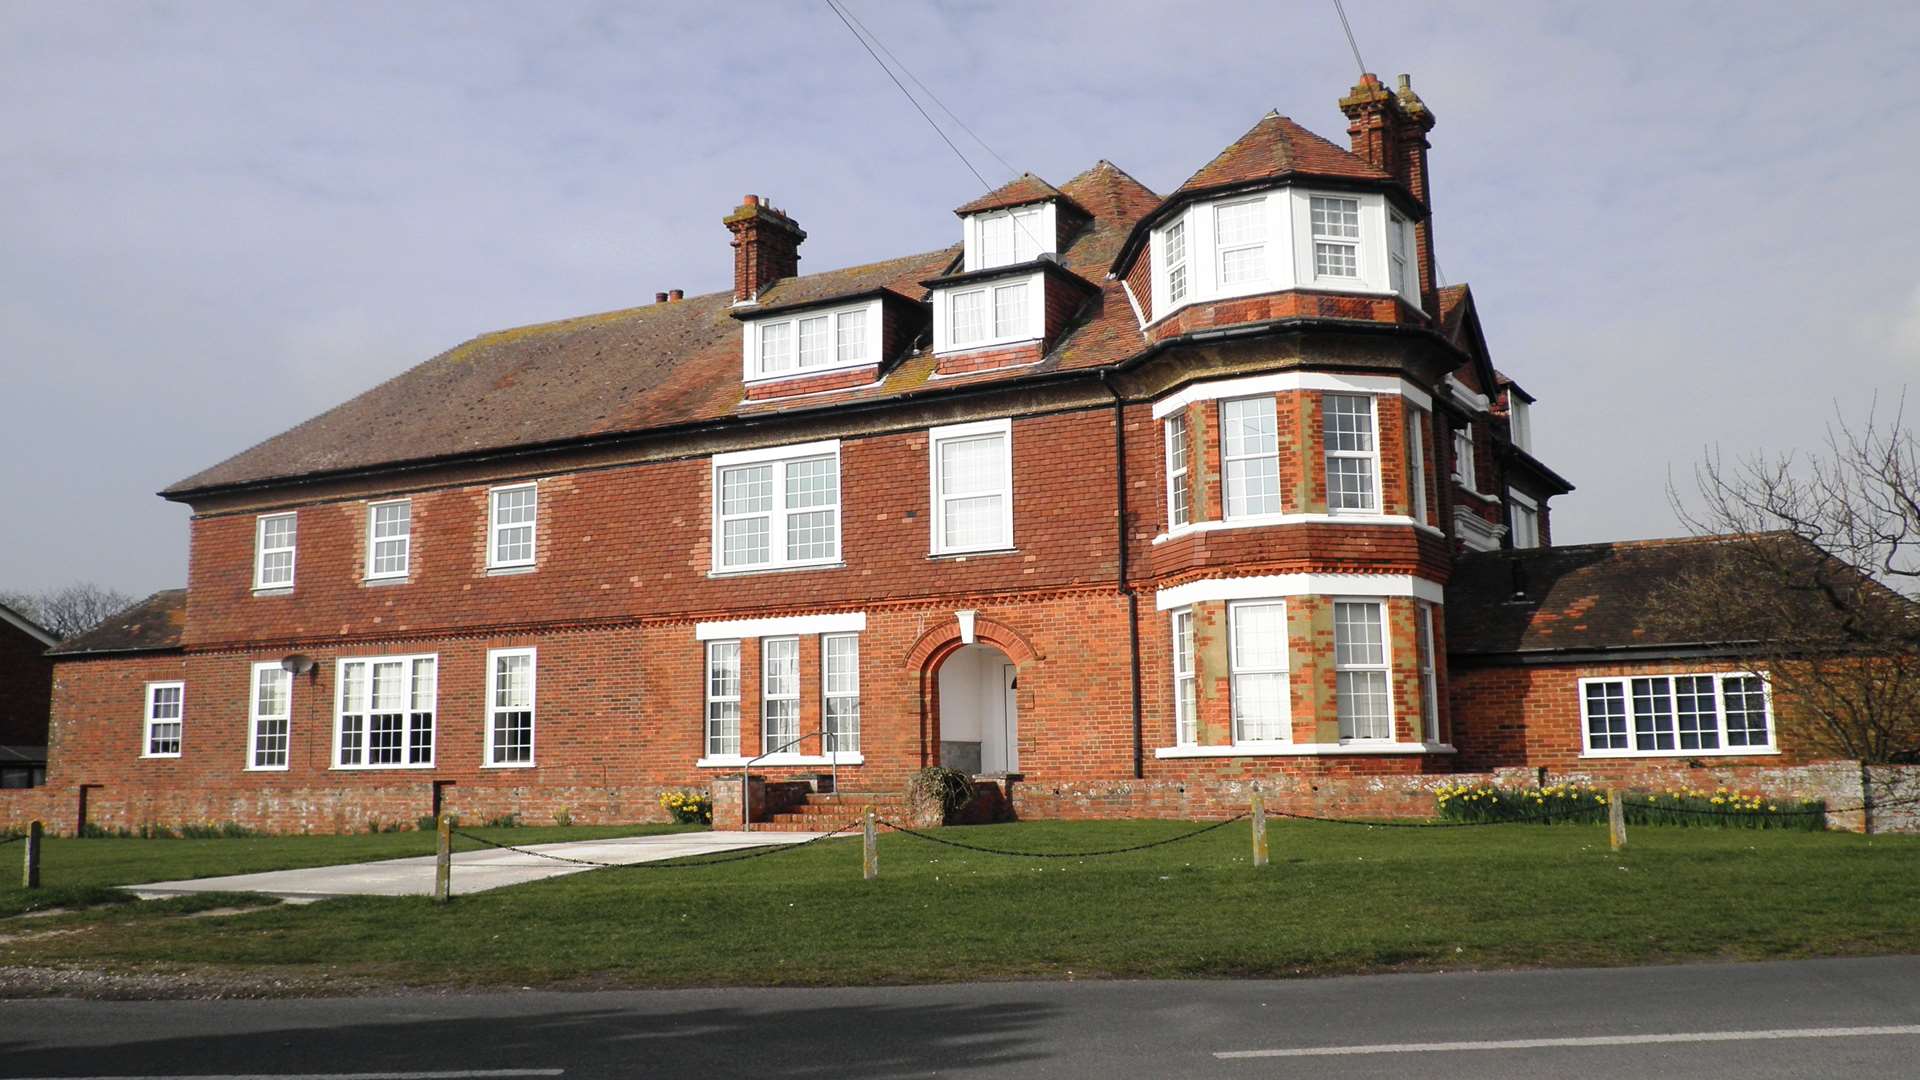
[434,813,452,903]
[1250,788,1268,868]
[1608,788,1626,851]
[22,820,42,889]
[862,807,878,881]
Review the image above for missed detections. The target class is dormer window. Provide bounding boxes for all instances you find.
[1388,211,1413,296]
[1163,219,1189,304]
[1309,195,1360,278]
[741,299,882,384]
[932,270,1045,354]
[963,203,1057,271]
[1216,199,1269,286]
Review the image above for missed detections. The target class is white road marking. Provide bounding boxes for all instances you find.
[11,1071,565,1080]
[1215,1024,1920,1059]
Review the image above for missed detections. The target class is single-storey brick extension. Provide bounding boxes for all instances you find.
[7,73,1896,834]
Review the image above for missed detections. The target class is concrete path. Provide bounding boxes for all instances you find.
[127,830,832,903]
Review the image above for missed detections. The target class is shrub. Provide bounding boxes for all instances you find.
[907,766,977,822]
[659,790,713,825]
[482,812,520,829]
[1435,782,1825,830]
[178,821,256,839]
[553,807,573,828]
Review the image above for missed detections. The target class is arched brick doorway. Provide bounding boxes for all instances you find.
[905,615,1040,774]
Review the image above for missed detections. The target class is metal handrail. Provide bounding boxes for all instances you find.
[738,728,851,830]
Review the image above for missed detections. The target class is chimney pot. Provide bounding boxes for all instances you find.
[655,291,669,304]
[1397,73,1411,91]
[668,288,684,302]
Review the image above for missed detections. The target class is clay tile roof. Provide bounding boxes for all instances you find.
[749,247,956,314]
[1445,536,1842,659]
[1172,112,1391,197]
[953,173,1082,216]
[48,589,186,657]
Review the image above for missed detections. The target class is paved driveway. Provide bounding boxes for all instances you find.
[127,830,832,902]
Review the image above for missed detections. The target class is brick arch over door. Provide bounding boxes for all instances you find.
[904,615,1041,769]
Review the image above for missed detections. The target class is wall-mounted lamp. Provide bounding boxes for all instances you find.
[280,653,317,680]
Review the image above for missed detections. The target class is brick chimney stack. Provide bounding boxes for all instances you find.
[1340,72,1438,313]
[723,194,806,303]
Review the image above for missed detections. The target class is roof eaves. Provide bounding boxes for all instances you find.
[0,602,56,648]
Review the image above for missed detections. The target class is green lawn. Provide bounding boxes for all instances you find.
[0,823,692,917]
[4,820,1918,989]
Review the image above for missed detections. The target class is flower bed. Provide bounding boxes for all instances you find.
[1435,783,1825,830]
[658,790,713,825]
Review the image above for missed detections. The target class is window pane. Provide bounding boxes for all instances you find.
[797,316,829,369]
[1586,681,1628,749]
[951,290,988,345]
[1222,397,1280,518]
[824,634,860,753]
[1328,457,1376,511]
[836,309,867,365]
[722,464,774,515]
[491,487,536,565]
[940,435,1003,496]
[370,502,409,575]
[1337,670,1392,740]
[1172,610,1196,746]
[1167,415,1190,528]
[722,517,770,567]
[1230,601,1289,743]
[784,457,835,510]
[1334,602,1385,666]
[993,282,1028,338]
[1325,395,1375,453]
[1231,602,1288,670]
[1215,200,1264,245]
[1675,674,1719,750]
[1310,196,1360,238]
[1314,242,1358,277]
[759,321,793,372]
[1631,677,1676,751]
[980,213,1015,268]
[942,495,1004,550]
[1219,245,1266,285]
[1723,675,1770,746]
[785,510,836,562]
[1232,673,1288,741]
[1222,398,1277,458]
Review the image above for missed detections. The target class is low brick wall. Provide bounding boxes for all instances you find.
[8,761,1912,836]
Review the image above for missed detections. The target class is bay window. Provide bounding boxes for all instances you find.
[1165,413,1191,529]
[1581,673,1774,757]
[1214,198,1268,287]
[1221,397,1280,518]
[1407,408,1430,524]
[1415,603,1440,742]
[1334,600,1392,740]
[712,441,841,573]
[1310,195,1360,278]
[1229,600,1290,742]
[1323,394,1380,513]
[335,655,437,768]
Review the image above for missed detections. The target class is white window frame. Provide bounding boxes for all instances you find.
[1509,489,1541,550]
[1509,397,1533,454]
[1221,396,1282,519]
[965,204,1052,271]
[1452,424,1478,491]
[247,663,292,770]
[1415,603,1440,743]
[333,653,439,770]
[823,632,860,755]
[364,498,411,581]
[1227,599,1291,745]
[711,440,842,574]
[1387,210,1414,300]
[488,483,538,571]
[932,272,1044,354]
[142,680,184,758]
[1213,197,1270,289]
[1333,599,1394,742]
[741,299,883,383]
[253,512,297,591]
[1579,672,1777,758]
[1171,608,1198,747]
[1165,412,1191,530]
[929,418,1014,555]
[1323,393,1382,514]
[1309,194,1362,281]
[1163,217,1189,305]
[761,636,801,756]
[484,647,537,768]
[1407,407,1430,525]
[705,640,742,760]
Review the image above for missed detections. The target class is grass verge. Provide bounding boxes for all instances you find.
[3,819,1918,989]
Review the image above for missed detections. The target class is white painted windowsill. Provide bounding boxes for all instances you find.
[696,753,865,769]
[1581,746,1780,760]
[1154,513,1444,545]
[1155,742,1456,759]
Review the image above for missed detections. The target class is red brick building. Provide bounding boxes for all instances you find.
[7,74,1881,833]
[0,600,56,788]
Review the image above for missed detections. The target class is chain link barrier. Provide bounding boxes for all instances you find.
[875,812,1250,857]
[450,820,863,870]
[0,833,22,847]
[1618,791,1920,820]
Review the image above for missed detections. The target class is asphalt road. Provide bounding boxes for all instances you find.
[3,956,1918,1079]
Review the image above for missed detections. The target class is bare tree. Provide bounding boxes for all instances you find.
[0,582,137,641]
[1662,399,1920,768]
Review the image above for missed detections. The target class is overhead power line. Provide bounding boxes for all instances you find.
[1332,0,1367,77]
[823,0,996,192]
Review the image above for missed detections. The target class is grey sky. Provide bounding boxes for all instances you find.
[3,1,1917,598]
